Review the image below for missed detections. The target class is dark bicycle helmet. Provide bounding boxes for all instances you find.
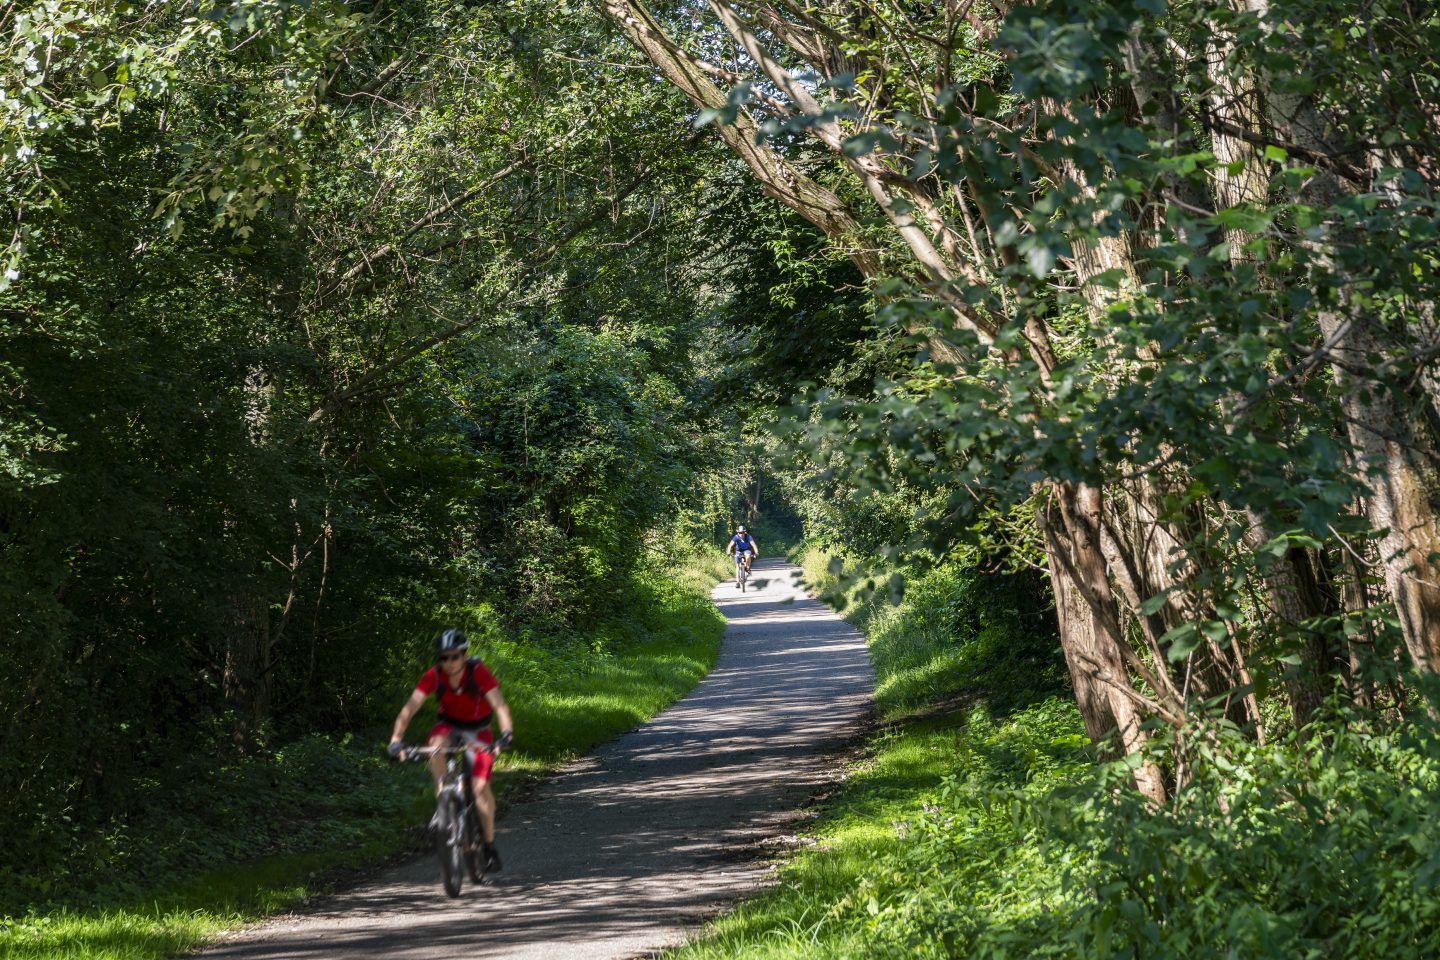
[434,628,468,658]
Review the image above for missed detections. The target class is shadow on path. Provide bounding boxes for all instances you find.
[206,559,874,960]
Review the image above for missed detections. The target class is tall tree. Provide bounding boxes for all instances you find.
[599,0,1440,794]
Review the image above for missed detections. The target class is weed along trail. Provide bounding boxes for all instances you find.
[205,559,873,960]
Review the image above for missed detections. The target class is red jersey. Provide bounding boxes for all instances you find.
[415,658,499,724]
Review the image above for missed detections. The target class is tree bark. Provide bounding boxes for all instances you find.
[1207,0,1440,710]
[225,590,272,751]
[1041,483,1168,802]
[1242,39,1440,697]
[601,0,880,277]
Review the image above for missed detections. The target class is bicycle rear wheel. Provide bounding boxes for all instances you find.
[436,793,464,897]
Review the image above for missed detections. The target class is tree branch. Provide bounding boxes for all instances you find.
[305,141,675,425]
[324,125,587,298]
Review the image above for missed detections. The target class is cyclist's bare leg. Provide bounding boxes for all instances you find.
[427,733,448,795]
[472,776,496,843]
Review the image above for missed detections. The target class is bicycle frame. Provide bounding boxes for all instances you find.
[401,736,497,896]
[735,551,751,591]
[405,737,496,789]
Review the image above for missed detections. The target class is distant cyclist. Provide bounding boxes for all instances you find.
[389,629,514,873]
[727,524,759,572]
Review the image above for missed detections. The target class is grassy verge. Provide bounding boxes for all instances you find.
[667,545,1440,959]
[1,548,727,960]
[796,544,1065,717]
[660,543,1086,960]
[664,701,1088,960]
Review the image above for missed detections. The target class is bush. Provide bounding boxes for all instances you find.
[856,713,1440,959]
[1037,720,1440,959]
[796,545,1067,719]
[683,545,1440,960]
[0,735,420,917]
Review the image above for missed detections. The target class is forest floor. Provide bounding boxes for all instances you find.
[198,559,874,960]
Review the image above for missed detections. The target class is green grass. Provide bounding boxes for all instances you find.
[671,539,735,597]
[671,546,1440,959]
[1,551,728,960]
[661,544,1082,960]
[664,702,1089,960]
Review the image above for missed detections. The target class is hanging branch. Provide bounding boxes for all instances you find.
[321,124,590,301]
[304,137,687,425]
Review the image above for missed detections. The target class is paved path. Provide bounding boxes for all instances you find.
[206,559,873,960]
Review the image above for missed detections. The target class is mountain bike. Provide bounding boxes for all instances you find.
[396,736,498,897]
[735,551,751,591]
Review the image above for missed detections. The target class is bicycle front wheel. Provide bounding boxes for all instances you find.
[436,793,464,897]
[465,806,486,884]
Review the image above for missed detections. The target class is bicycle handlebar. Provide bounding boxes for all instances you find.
[392,741,499,762]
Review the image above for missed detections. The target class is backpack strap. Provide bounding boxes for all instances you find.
[436,659,490,729]
[433,658,482,698]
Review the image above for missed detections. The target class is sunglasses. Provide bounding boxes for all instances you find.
[438,652,465,663]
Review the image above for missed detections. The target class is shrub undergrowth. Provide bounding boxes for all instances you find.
[668,546,1440,959]
[0,543,727,960]
[797,544,1065,718]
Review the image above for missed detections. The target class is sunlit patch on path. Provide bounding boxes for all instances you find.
[205,559,874,960]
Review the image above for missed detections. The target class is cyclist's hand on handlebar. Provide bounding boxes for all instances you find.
[495,730,514,754]
[387,740,407,761]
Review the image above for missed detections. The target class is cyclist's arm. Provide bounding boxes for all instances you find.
[748,536,760,557]
[486,687,514,736]
[726,540,735,556]
[390,688,428,745]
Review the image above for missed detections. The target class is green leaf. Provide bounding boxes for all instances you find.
[1163,624,1201,662]
[1138,591,1169,616]
[1025,243,1055,278]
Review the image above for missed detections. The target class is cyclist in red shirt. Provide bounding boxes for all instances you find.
[389,629,514,872]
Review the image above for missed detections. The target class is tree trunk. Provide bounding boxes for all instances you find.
[1349,393,1440,685]
[1338,542,1378,710]
[1233,2,1440,707]
[600,0,985,362]
[600,0,879,277]
[1052,135,1255,736]
[1041,484,1168,802]
[225,590,272,751]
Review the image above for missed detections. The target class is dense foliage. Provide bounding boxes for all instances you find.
[0,0,754,913]
[800,545,1066,715]
[600,0,1440,953]
[8,0,1440,954]
[603,0,1440,792]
